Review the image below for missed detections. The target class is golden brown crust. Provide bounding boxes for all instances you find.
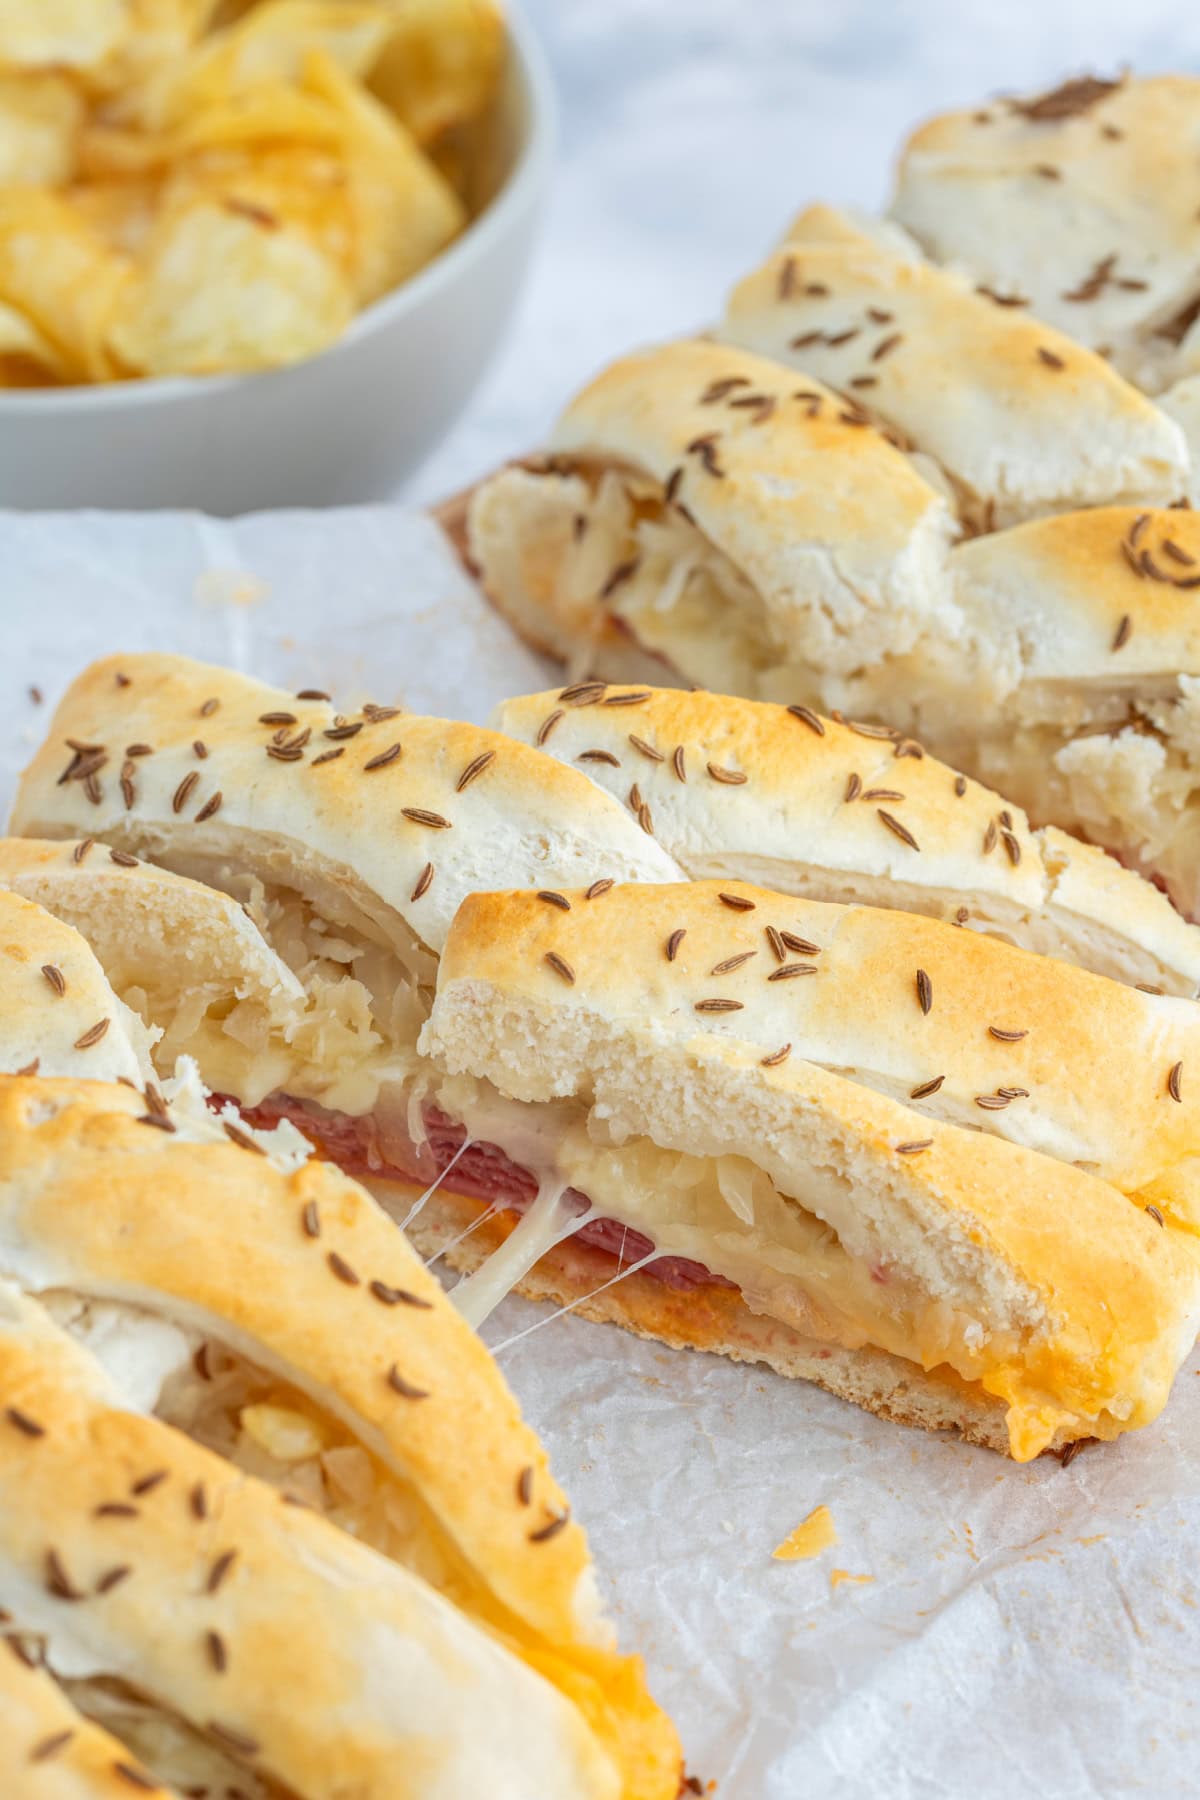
[890,76,1200,367]
[491,684,1200,995]
[431,879,1200,1196]
[952,505,1200,681]
[428,886,1200,1456]
[723,210,1186,526]
[0,1286,623,1800]
[0,1074,595,1658]
[0,1648,176,1798]
[9,654,681,957]
[0,886,152,1086]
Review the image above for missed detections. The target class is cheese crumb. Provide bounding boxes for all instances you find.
[829,1569,874,1590]
[771,1504,838,1562]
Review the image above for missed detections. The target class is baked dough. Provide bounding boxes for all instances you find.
[0,1280,626,1800]
[491,685,1200,996]
[721,205,1188,527]
[0,882,154,1085]
[0,1077,682,1798]
[465,336,959,689]
[888,74,1200,390]
[423,881,1200,1461]
[850,505,1200,925]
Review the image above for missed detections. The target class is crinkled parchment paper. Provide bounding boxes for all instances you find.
[3,506,1199,1800]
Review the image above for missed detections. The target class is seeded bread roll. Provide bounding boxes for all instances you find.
[888,75,1200,387]
[721,206,1188,528]
[9,654,683,958]
[490,685,1200,996]
[0,1643,178,1797]
[464,337,958,689]
[424,880,1200,1207]
[0,1283,628,1800]
[423,910,1200,1461]
[0,1077,682,1798]
[0,886,154,1086]
[853,506,1200,924]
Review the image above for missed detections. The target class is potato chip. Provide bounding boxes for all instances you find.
[0,0,129,74]
[107,168,354,375]
[0,190,132,380]
[0,0,217,85]
[0,70,85,186]
[304,47,464,302]
[67,175,161,256]
[115,0,393,132]
[92,3,226,97]
[0,0,503,383]
[79,84,346,179]
[0,296,69,385]
[368,0,505,145]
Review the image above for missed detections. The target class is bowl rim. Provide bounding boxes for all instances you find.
[0,1,557,417]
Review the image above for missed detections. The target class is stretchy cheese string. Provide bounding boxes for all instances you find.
[488,1242,663,1356]
[423,1200,500,1269]
[400,1137,474,1232]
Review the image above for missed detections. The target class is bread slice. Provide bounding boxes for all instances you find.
[491,684,1200,996]
[888,75,1200,387]
[421,881,1200,1461]
[871,505,1200,924]
[0,1077,682,1798]
[721,205,1188,528]
[0,882,155,1086]
[0,1279,628,1799]
[464,336,959,693]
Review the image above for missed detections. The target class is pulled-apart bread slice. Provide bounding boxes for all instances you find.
[491,685,1200,996]
[460,336,960,691]
[824,506,1200,924]
[7,651,680,1114]
[720,205,1188,529]
[0,1076,681,1799]
[887,74,1200,390]
[0,882,155,1086]
[419,883,1200,1460]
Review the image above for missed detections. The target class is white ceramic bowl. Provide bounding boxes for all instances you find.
[0,7,555,513]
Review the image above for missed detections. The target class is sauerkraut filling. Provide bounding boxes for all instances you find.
[122,872,434,1113]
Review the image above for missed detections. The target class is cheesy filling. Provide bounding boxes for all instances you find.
[429,1076,1135,1461]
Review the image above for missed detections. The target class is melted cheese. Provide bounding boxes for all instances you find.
[437,1078,1154,1460]
[450,1176,593,1329]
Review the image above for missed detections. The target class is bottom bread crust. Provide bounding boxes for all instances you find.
[362,1176,1054,1459]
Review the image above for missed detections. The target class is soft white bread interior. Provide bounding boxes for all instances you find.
[887,74,1200,389]
[0,1076,682,1799]
[721,205,1188,528]
[837,505,1200,924]
[0,838,307,1102]
[0,884,154,1086]
[0,1278,628,1800]
[423,890,1200,1461]
[465,336,959,690]
[490,685,1200,996]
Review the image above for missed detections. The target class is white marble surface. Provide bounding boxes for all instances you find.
[413,0,1200,504]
